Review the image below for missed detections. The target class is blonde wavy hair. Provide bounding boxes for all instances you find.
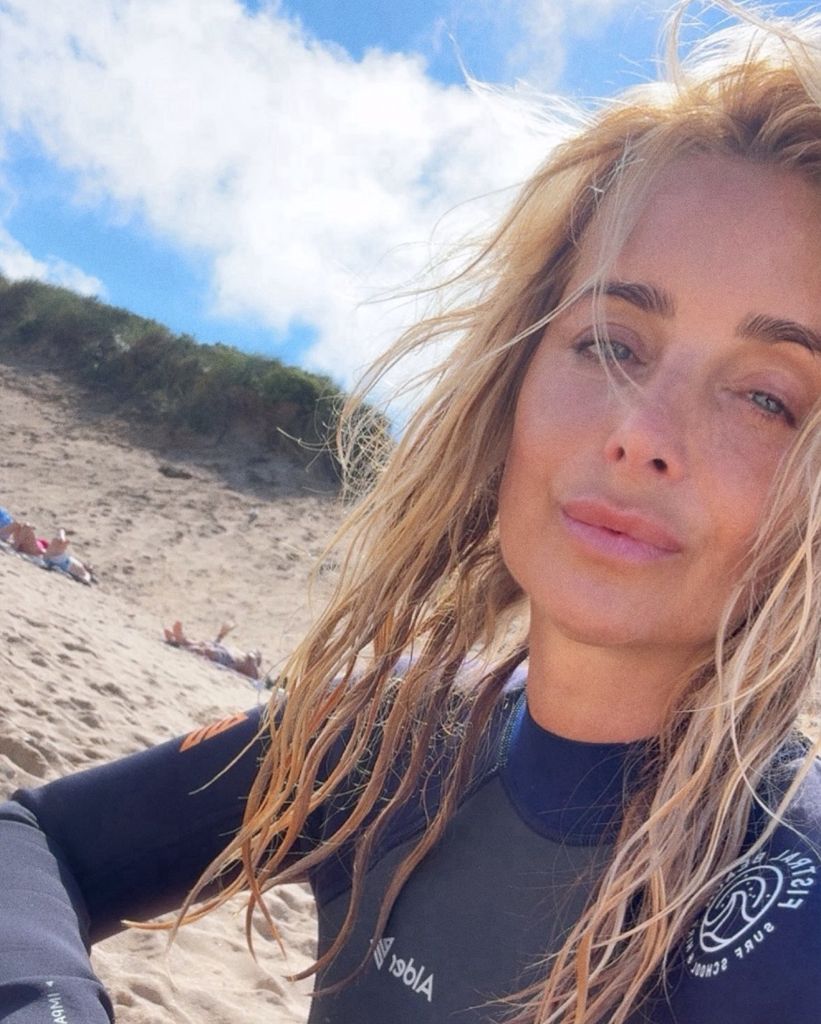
[189,4,821,1022]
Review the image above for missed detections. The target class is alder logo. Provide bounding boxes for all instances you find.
[372,936,435,1002]
[373,936,394,969]
[179,712,248,752]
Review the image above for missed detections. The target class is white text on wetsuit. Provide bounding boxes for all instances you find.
[373,936,435,1002]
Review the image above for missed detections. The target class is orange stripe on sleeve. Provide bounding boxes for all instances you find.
[179,711,249,752]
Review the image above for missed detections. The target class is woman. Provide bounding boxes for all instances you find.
[1,5,820,1023]
[163,619,263,680]
[0,519,47,557]
[41,528,95,584]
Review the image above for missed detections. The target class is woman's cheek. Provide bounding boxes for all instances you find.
[516,372,602,454]
[708,432,792,533]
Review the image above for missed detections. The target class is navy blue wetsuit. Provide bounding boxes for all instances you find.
[1,682,820,1023]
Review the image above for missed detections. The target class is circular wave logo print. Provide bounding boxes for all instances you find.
[698,864,785,953]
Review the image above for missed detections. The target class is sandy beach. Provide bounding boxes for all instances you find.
[1,360,339,1023]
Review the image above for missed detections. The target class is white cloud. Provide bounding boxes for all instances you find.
[446,0,667,89]
[0,226,104,296]
[0,0,577,391]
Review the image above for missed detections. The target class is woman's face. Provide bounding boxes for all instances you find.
[498,155,821,660]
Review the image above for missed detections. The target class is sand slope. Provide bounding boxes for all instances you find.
[1,362,338,1022]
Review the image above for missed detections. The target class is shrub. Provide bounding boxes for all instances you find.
[0,274,389,482]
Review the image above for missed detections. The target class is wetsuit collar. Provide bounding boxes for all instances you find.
[499,693,649,846]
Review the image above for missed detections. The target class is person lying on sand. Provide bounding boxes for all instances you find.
[163,620,263,680]
[42,529,95,585]
[0,521,48,557]
[1,521,95,583]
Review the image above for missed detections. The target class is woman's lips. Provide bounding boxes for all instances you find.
[561,500,683,563]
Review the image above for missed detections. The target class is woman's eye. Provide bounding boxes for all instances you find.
[748,390,796,426]
[573,337,636,363]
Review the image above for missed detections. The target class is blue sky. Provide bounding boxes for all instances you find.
[277,0,661,93]
[0,1,811,389]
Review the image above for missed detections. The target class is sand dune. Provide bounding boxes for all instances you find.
[1,361,338,1022]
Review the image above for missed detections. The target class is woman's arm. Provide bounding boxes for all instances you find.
[0,706,266,1023]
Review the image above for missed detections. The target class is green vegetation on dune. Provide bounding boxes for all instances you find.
[0,275,383,483]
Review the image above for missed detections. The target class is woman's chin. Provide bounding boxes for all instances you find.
[531,595,705,656]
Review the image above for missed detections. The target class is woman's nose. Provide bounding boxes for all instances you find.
[603,383,687,481]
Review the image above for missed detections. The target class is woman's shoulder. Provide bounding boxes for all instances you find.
[655,747,821,1022]
[774,740,821,835]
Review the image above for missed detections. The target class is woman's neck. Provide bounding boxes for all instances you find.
[525,611,702,743]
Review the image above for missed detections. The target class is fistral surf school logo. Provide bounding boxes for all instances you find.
[684,846,817,979]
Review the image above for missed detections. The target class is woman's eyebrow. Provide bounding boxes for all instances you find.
[570,280,676,317]
[569,285,821,356]
[738,313,821,356]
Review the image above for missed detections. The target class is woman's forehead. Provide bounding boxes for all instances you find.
[564,155,821,325]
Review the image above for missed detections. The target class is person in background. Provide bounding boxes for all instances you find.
[163,620,263,680]
[0,519,47,557]
[1,520,94,582]
[42,528,95,584]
